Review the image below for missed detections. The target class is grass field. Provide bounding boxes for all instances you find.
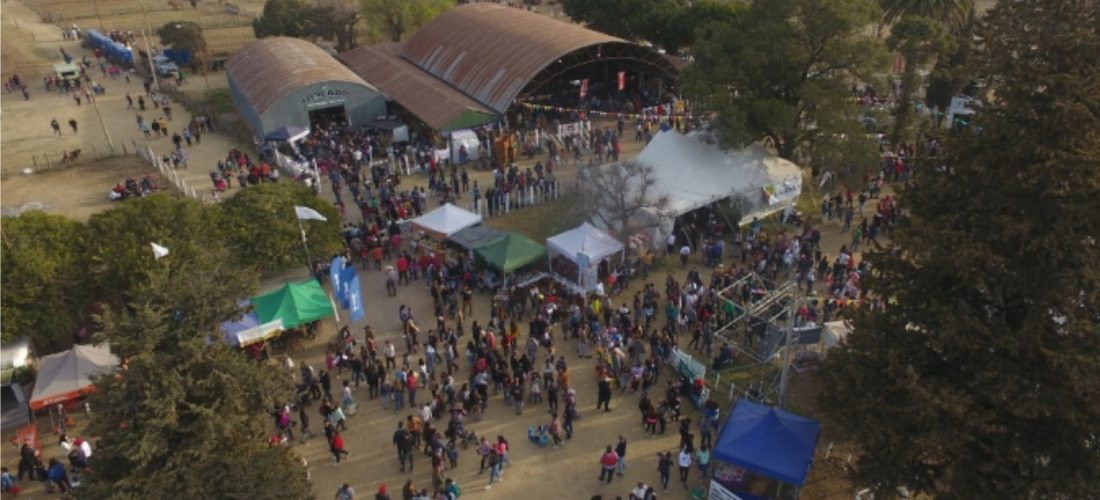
[23,0,266,55]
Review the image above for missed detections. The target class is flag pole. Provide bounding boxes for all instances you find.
[296,216,313,273]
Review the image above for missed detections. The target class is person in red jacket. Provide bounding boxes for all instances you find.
[329,431,349,464]
[599,445,619,483]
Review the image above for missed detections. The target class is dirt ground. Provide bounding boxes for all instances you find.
[0,155,163,221]
[0,2,881,498]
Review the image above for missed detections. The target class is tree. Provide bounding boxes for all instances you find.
[80,245,311,499]
[360,0,453,42]
[577,160,671,238]
[253,0,316,39]
[886,15,954,144]
[923,20,974,125]
[84,195,221,304]
[313,0,362,51]
[1,212,89,351]
[686,0,888,166]
[216,182,342,272]
[561,0,695,50]
[879,0,974,29]
[156,21,207,64]
[660,0,742,53]
[819,0,1100,496]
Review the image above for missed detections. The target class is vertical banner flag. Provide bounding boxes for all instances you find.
[617,71,626,91]
[579,78,589,98]
[348,271,365,323]
[330,256,347,308]
[339,265,357,311]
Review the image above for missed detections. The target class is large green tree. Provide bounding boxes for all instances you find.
[253,0,316,39]
[819,0,1100,496]
[0,212,89,350]
[360,0,453,42]
[80,245,310,498]
[686,0,888,167]
[886,15,954,144]
[879,0,973,29]
[216,182,342,272]
[156,21,207,64]
[84,195,221,303]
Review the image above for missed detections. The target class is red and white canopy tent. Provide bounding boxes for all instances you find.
[29,344,118,411]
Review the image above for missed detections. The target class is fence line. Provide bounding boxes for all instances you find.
[132,140,209,203]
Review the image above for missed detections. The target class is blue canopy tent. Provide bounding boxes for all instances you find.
[711,399,821,495]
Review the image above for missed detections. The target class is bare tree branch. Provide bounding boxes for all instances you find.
[577,160,672,238]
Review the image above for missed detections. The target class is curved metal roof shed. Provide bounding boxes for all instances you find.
[342,3,679,132]
[228,37,386,141]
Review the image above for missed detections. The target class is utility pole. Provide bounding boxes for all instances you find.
[92,0,105,32]
[89,93,116,152]
[140,0,159,90]
[778,292,798,409]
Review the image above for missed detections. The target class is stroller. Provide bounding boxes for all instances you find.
[527,425,550,448]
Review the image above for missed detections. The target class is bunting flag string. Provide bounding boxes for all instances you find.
[516,101,693,120]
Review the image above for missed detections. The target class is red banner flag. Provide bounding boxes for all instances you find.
[618,71,626,91]
[580,78,589,98]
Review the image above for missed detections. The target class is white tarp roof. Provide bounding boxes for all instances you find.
[546,222,624,264]
[220,308,285,348]
[822,321,853,353]
[30,344,118,410]
[412,203,483,237]
[634,130,803,220]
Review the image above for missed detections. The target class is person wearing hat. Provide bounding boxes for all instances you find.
[374,484,389,500]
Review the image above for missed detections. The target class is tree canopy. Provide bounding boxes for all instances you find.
[879,0,974,28]
[360,0,453,42]
[80,245,310,498]
[886,15,954,144]
[819,0,1100,496]
[560,0,739,53]
[156,21,207,58]
[0,212,89,351]
[216,182,342,272]
[685,0,888,169]
[253,0,316,39]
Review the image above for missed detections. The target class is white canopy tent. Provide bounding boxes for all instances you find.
[29,344,118,411]
[411,203,483,238]
[546,223,626,291]
[596,130,803,245]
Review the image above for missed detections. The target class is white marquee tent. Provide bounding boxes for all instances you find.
[411,203,483,238]
[30,344,118,411]
[595,130,803,244]
[546,222,625,291]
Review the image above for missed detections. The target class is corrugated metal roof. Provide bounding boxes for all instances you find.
[227,37,375,115]
[400,3,625,113]
[338,43,497,131]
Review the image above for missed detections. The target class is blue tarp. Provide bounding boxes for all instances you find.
[713,399,821,486]
[85,30,134,65]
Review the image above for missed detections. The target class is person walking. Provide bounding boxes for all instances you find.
[596,376,612,411]
[68,118,78,134]
[657,452,672,492]
[678,446,692,485]
[299,404,313,442]
[393,422,414,472]
[598,445,619,484]
[485,450,502,490]
[329,431,350,464]
[50,118,61,136]
[696,445,711,482]
[615,436,628,476]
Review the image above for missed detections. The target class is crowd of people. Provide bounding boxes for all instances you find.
[6,434,94,495]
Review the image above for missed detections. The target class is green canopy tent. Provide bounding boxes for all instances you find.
[250,279,334,329]
[473,233,547,274]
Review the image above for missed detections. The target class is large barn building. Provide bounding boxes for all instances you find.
[227,37,386,141]
[226,4,679,139]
